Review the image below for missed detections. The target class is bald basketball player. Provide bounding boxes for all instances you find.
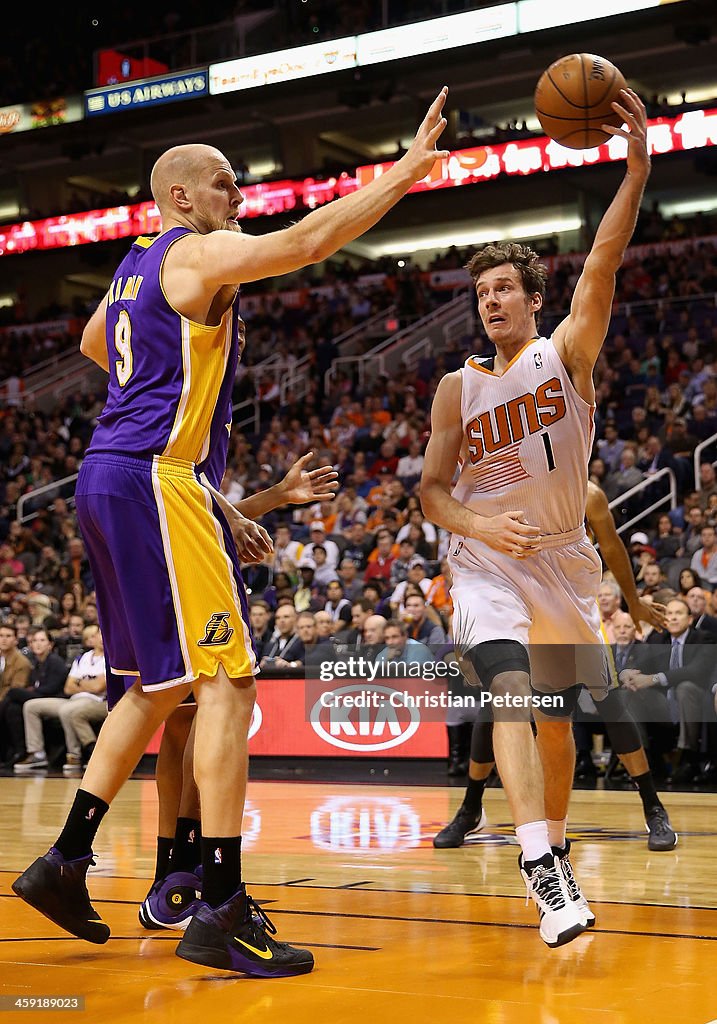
[13,87,450,976]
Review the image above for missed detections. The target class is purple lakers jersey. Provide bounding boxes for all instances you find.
[89,226,241,464]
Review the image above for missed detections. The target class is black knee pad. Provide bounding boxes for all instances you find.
[470,717,495,763]
[530,684,579,718]
[595,687,642,754]
[458,639,530,689]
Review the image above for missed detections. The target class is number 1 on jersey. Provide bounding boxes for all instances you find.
[114,309,134,386]
[541,431,556,472]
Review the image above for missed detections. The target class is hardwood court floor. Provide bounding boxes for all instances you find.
[1,776,716,1024]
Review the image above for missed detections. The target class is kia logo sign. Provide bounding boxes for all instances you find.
[248,702,262,740]
[310,684,420,751]
[310,795,421,850]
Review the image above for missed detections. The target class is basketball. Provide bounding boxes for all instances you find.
[534,53,627,149]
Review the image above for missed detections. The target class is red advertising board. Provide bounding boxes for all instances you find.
[145,676,448,758]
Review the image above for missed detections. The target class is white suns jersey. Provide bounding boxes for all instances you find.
[450,336,594,538]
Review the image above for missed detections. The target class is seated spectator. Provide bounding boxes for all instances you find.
[55,613,87,665]
[390,557,432,616]
[678,567,704,597]
[425,558,454,631]
[597,578,623,643]
[690,524,717,591]
[272,522,304,574]
[401,591,447,646]
[314,610,336,643]
[249,600,274,661]
[342,520,374,571]
[395,440,425,490]
[390,537,419,589]
[362,614,387,659]
[336,557,363,602]
[637,561,665,596]
[621,597,716,783]
[15,625,107,775]
[604,447,644,501]
[334,597,374,649]
[362,579,392,619]
[596,420,625,472]
[0,628,68,767]
[681,506,706,557]
[296,611,328,658]
[260,604,305,673]
[324,580,352,625]
[263,571,295,611]
[294,562,322,613]
[653,514,682,563]
[303,520,340,570]
[374,618,433,668]
[396,509,438,558]
[308,546,339,589]
[697,461,717,510]
[684,586,717,637]
[0,623,32,763]
[364,528,397,586]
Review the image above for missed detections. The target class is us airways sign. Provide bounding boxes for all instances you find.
[85,70,208,117]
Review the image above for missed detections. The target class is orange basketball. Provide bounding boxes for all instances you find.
[534,53,627,150]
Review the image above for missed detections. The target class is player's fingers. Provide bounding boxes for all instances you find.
[609,101,636,128]
[294,451,314,468]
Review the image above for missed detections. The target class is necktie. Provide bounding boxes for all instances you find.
[669,638,682,670]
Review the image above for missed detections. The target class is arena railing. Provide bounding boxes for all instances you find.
[16,474,79,524]
[324,291,474,393]
[606,467,678,540]
[694,431,717,489]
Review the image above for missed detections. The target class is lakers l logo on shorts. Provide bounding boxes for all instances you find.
[198,611,234,646]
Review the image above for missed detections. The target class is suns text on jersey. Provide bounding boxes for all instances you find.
[465,377,566,463]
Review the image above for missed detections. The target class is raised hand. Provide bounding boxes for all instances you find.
[400,86,450,181]
[278,452,339,505]
[602,88,650,179]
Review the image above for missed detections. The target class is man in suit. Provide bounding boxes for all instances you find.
[621,597,716,783]
[0,623,33,765]
[684,586,717,637]
[248,600,273,662]
[611,611,644,674]
[259,604,305,674]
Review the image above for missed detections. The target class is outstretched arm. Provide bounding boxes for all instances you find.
[236,452,338,519]
[553,89,651,396]
[181,89,449,291]
[586,482,665,632]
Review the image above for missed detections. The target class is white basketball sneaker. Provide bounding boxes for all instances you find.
[552,839,596,927]
[519,852,587,947]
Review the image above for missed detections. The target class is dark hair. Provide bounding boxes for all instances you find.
[0,622,17,635]
[466,242,548,326]
[679,568,701,593]
[384,618,408,636]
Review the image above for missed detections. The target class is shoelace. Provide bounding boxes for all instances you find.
[557,854,581,902]
[525,865,566,910]
[649,811,672,836]
[247,895,278,938]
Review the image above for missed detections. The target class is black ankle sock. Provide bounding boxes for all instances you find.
[55,790,110,861]
[632,770,661,815]
[154,836,174,882]
[462,777,486,816]
[201,836,242,908]
[170,817,202,873]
